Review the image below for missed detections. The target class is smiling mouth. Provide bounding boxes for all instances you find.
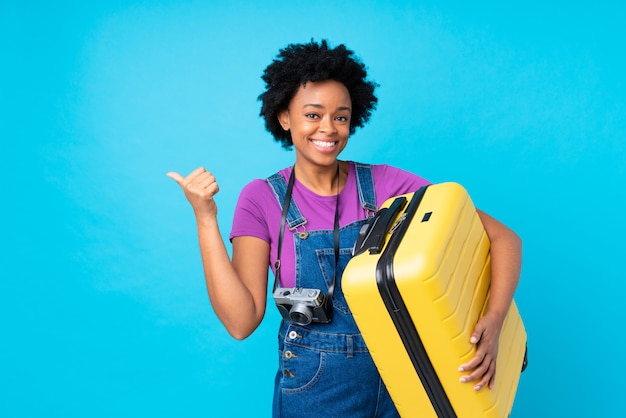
[311,139,337,149]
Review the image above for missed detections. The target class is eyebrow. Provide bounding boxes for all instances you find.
[303,104,352,112]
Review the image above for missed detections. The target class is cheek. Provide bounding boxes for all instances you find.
[339,136,349,151]
[340,126,351,139]
[294,120,314,133]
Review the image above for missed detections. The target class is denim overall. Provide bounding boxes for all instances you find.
[266,164,400,418]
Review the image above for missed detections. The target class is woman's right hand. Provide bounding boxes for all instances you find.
[167,167,219,218]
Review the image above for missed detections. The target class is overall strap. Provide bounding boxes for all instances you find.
[354,162,378,214]
[268,166,340,314]
[267,163,377,225]
[266,170,307,230]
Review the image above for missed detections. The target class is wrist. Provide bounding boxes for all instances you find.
[483,305,509,328]
[195,211,219,229]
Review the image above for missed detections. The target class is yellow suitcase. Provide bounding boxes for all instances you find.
[343,182,527,418]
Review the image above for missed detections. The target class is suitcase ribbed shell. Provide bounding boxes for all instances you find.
[343,182,526,418]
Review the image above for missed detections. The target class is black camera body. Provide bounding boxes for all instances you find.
[273,287,333,325]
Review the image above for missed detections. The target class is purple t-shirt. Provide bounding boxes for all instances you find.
[229,161,430,287]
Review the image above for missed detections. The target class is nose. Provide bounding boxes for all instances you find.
[319,116,337,134]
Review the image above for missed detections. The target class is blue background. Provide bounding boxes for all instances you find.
[2,1,624,416]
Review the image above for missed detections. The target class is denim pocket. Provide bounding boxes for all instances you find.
[280,345,327,394]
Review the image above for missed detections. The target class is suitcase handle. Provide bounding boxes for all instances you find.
[352,196,407,256]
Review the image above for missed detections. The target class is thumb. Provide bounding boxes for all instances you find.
[166,171,185,186]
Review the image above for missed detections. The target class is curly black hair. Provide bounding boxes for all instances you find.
[258,40,378,149]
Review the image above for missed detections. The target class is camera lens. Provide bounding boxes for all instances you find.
[289,303,313,325]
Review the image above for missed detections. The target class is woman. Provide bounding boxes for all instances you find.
[168,40,521,417]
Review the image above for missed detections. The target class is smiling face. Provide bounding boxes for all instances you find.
[278,79,352,170]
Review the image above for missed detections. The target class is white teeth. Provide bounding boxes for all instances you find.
[312,140,336,148]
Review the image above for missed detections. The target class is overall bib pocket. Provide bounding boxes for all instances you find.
[314,246,354,314]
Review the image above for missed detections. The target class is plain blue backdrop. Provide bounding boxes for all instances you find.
[2,1,625,417]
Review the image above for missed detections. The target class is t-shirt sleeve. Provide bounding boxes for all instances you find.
[229,179,276,243]
[372,164,431,206]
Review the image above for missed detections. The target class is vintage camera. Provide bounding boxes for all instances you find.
[273,287,332,325]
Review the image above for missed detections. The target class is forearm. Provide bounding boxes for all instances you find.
[487,232,521,322]
[195,215,263,339]
[479,210,522,325]
[458,211,522,389]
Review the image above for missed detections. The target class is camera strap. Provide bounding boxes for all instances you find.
[273,164,340,310]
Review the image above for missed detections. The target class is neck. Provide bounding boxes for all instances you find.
[293,161,344,196]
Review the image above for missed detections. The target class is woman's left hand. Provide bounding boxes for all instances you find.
[457,313,503,391]
[459,209,521,391]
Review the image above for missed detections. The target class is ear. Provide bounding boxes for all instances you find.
[277,110,290,131]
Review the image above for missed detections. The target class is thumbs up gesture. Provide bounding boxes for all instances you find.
[167,167,220,218]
